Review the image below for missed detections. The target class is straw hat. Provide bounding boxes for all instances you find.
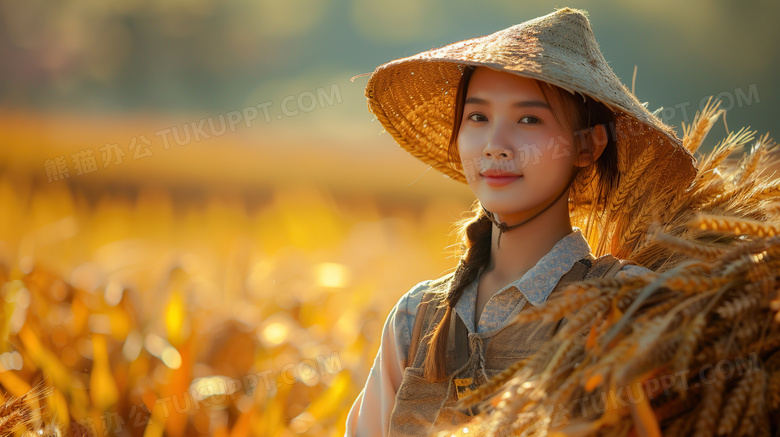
[363,7,699,250]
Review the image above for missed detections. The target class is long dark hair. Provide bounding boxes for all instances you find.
[422,65,619,381]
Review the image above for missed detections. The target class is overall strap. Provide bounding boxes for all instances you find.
[405,272,456,370]
[585,253,636,280]
[604,257,635,277]
[557,254,596,287]
[406,291,436,369]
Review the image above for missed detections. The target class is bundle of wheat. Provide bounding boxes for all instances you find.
[434,98,780,437]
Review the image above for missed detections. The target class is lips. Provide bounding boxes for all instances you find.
[480,169,523,178]
[480,169,523,187]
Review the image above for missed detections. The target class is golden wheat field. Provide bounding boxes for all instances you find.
[0,111,479,436]
[2,109,780,436]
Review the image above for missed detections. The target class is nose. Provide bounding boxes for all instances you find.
[483,146,514,159]
[483,124,514,160]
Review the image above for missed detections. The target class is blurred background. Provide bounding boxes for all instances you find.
[0,0,777,435]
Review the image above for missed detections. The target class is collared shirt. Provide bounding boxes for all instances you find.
[344,227,653,437]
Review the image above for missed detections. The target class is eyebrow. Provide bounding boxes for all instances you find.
[464,96,551,110]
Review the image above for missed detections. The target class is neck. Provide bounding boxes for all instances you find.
[482,195,574,284]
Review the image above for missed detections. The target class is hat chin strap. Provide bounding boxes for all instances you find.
[481,168,580,249]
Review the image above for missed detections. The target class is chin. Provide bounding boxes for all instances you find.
[476,189,549,216]
[478,198,533,216]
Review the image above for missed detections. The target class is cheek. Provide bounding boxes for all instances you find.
[456,130,482,158]
[540,139,576,163]
[512,132,575,171]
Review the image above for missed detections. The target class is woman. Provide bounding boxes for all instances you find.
[346,7,697,436]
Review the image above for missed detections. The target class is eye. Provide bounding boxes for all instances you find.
[467,113,487,122]
[519,116,541,124]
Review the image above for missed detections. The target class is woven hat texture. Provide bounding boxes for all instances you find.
[363,7,699,253]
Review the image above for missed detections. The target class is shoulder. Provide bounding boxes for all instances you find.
[396,271,452,313]
[394,279,434,320]
[390,273,452,363]
[392,273,451,329]
[615,262,654,278]
[587,254,654,279]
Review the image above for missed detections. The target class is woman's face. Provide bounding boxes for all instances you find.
[457,66,579,220]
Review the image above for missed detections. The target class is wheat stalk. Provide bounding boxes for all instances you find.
[607,147,654,216]
[692,369,725,437]
[699,127,757,177]
[0,383,52,437]
[716,369,757,435]
[682,96,723,155]
[690,213,780,238]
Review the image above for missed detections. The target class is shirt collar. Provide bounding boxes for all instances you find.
[477,226,593,307]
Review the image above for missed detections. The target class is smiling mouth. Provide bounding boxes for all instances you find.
[480,171,523,187]
[480,170,523,178]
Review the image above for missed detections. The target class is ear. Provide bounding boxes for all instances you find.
[575,124,608,167]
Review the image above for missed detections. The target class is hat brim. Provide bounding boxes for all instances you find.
[364,8,699,255]
[367,57,695,178]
